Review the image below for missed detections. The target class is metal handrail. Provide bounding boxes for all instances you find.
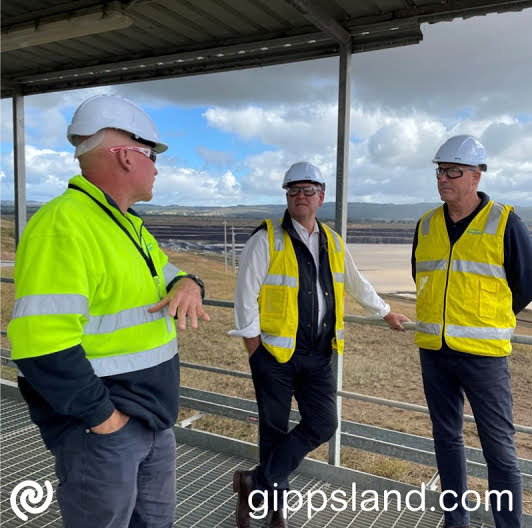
[1,293,531,433]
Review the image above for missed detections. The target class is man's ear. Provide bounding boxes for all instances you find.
[117,148,133,171]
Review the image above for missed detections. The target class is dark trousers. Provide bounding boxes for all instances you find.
[420,349,522,528]
[51,417,177,528]
[249,344,338,501]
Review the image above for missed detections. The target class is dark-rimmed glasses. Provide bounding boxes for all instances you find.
[109,146,157,163]
[435,166,476,180]
[286,185,322,197]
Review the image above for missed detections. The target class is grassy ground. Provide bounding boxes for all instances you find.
[1,216,531,511]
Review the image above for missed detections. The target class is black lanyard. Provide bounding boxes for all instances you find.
[68,184,158,278]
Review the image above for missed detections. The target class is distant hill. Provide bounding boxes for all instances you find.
[3,200,532,224]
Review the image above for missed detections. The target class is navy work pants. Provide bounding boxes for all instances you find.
[249,344,338,502]
[420,348,522,528]
[51,417,177,528]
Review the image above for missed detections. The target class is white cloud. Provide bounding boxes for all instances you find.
[2,9,532,207]
[152,166,242,206]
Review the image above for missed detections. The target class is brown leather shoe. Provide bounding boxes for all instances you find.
[233,470,255,528]
[266,509,289,528]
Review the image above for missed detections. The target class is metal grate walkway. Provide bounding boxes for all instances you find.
[1,397,493,527]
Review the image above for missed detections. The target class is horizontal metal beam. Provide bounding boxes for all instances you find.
[284,0,351,44]
[11,31,330,85]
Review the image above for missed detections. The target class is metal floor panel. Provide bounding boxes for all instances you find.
[1,397,493,527]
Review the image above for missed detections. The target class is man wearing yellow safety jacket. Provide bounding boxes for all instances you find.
[230,162,410,528]
[412,135,532,528]
[7,94,210,528]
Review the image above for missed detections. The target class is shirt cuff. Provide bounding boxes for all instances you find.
[365,302,391,319]
[228,321,261,338]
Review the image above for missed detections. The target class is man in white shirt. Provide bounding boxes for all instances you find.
[230,162,409,528]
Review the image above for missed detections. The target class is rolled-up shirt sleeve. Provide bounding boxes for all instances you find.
[228,230,270,338]
[345,246,390,318]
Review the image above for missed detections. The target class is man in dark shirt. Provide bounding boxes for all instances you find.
[411,135,532,528]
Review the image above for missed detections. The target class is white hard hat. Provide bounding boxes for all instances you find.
[282,162,326,190]
[433,135,487,172]
[67,94,168,153]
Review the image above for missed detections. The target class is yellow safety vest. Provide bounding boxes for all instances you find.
[258,219,345,363]
[415,201,515,356]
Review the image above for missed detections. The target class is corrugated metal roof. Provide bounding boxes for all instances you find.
[1,0,532,97]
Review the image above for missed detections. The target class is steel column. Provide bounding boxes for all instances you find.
[12,93,27,246]
[329,40,352,466]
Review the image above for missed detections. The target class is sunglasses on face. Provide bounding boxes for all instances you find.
[108,146,157,163]
[286,185,322,197]
[435,166,476,180]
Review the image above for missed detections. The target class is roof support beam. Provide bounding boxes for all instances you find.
[12,93,27,246]
[328,39,352,467]
[284,0,351,44]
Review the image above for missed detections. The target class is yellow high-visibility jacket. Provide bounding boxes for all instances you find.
[8,174,185,375]
[415,201,515,356]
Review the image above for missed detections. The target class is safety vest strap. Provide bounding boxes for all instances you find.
[261,333,294,350]
[84,304,170,334]
[446,325,514,341]
[272,222,285,251]
[264,274,298,287]
[416,259,447,272]
[451,259,506,279]
[162,262,181,287]
[13,294,89,319]
[88,338,177,377]
[333,272,344,283]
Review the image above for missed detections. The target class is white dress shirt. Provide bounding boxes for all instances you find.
[229,218,390,338]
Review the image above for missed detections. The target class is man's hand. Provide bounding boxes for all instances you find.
[148,277,211,330]
[383,311,410,331]
[91,409,130,434]
[243,336,261,358]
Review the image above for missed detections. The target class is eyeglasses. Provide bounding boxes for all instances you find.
[435,166,476,180]
[109,146,157,163]
[286,185,322,197]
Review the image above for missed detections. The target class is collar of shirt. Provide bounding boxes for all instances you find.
[290,217,319,245]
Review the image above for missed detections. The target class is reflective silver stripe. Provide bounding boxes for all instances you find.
[421,209,437,236]
[336,329,345,341]
[416,321,441,335]
[12,294,89,319]
[333,272,345,284]
[484,202,503,235]
[88,338,177,377]
[261,332,294,349]
[416,259,447,273]
[452,260,506,279]
[329,229,342,252]
[272,222,284,251]
[85,304,169,335]
[264,274,297,287]
[446,325,514,341]
[162,262,181,286]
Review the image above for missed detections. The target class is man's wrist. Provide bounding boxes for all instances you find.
[173,274,205,299]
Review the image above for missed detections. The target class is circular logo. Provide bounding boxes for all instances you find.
[10,480,53,521]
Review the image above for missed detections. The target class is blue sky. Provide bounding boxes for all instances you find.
[1,9,532,207]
